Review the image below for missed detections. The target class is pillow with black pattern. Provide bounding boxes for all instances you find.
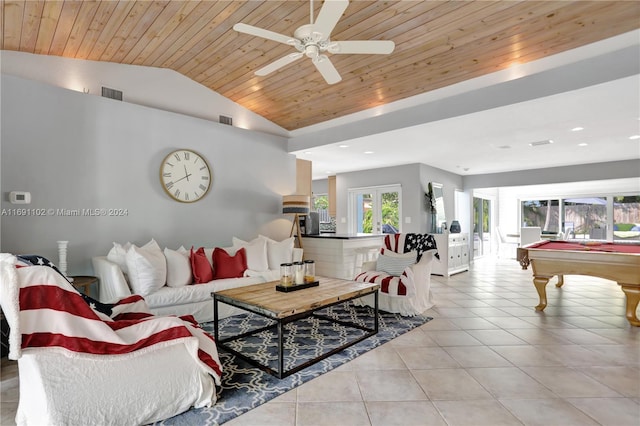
[16,254,113,316]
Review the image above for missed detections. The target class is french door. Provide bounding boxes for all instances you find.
[348,185,401,234]
[473,195,493,257]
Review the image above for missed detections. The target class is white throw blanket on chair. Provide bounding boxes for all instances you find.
[0,253,223,425]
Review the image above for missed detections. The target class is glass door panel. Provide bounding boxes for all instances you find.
[563,197,607,240]
[473,196,492,257]
[380,189,400,234]
[613,196,640,242]
[349,185,401,234]
[354,192,374,233]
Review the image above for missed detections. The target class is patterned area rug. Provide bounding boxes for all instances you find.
[156,302,432,425]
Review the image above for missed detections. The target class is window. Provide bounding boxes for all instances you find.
[520,193,640,241]
[563,197,607,240]
[613,196,640,242]
[521,199,560,234]
[312,193,330,223]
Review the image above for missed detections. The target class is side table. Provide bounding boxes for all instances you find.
[70,275,98,296]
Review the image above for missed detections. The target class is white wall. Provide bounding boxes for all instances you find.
[1,75,296,274]
[1,51,288,137]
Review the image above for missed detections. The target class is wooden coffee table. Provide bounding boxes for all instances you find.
[212,277,380,378]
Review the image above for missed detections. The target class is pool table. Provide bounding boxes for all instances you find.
[521,240,640,327]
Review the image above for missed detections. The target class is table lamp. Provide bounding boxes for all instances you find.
[282,195,310,249]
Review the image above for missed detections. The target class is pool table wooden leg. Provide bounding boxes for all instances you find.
[555,275,564,288]
[533,276,549,311]
[620,284,640,327]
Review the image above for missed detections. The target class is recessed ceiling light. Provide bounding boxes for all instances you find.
[338,144,349,148]
[529,139,554,147]
[303,151,313,154]
[578,143,588,147]
[364,151,374,154]
[498,145,511,149]
[629,135,640,140]
[571,127,584,132]
[325,170,333,174]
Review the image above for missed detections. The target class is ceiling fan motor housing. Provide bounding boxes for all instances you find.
[233,0,393,85]
[294,24,330,57]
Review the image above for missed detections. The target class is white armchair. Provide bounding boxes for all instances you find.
[352,233,436,316]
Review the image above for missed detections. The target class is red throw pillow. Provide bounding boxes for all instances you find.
[212,247,247,279]
[190,246,213,284]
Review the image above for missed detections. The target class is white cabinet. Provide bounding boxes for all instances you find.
[430,233,469,277]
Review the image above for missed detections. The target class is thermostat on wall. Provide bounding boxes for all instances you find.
[9,191,31,204]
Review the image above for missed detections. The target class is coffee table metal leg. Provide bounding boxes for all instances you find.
[213,297,219,342]
[374,291,379,333]
[277,320,284,379]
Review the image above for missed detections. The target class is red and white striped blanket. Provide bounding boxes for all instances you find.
[0,254,222,384]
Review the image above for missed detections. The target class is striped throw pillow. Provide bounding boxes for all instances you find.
[376,251,417,276]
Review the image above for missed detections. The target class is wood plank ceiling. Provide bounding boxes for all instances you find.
[2,1,639,131]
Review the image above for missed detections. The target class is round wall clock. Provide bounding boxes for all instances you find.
[160,149,211,203]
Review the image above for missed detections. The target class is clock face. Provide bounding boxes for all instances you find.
[160,149,211,203]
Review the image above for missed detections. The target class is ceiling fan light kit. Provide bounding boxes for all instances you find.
[233,0,395,85]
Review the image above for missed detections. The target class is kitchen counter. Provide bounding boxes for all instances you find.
[303,233,384,240]
[302,234,384,279]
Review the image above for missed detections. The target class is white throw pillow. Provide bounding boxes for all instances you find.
[164,246,191,287]
[259,235,295,270]
[107,241,131,274]
[376,251,417,276]
[232,237,269,272]
[125,239,167,296]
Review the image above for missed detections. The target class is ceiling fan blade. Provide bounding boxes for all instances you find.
[233,23,293,45]
[313,55,342,84]
[329,40,395,55]
[255,52,303,76]
[314,0,349,38]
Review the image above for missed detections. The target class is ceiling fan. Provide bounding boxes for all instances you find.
[233,0,395,84]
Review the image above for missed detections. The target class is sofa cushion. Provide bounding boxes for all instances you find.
[145,275,264,308]
[164,246,192,287]
[126,239,167,296]
[232,237,269,272]
[107,241,132,274]
[191,247,213,284]
[213,247,247,279]
[259,235,295,270]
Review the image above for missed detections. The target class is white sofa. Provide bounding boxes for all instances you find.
[92,236,302,324]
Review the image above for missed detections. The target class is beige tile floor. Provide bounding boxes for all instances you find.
[2,257,639,425]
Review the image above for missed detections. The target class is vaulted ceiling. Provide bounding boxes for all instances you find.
[2,0,639,131]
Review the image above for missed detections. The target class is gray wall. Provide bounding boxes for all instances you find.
[1,75,296,275]
[334,163,463,234]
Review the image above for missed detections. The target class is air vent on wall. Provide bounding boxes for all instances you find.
[219,115,233,126]
[101,86,123,101]
[529,139,554,147]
